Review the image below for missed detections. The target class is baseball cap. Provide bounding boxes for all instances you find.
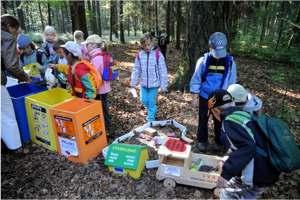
[208,89,233,109]
[61,41,82,58]
[17,34,32,49]
[208,32,227,59]
[227,84,248,104]
[83,34,102,44]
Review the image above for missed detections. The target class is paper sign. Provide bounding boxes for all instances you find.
[58,136,78,156]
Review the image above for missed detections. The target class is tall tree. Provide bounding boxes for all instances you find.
[155,0,158,34]
[47,2,52,25]
[166,1,171,41]
[119,0,125,43]
[175,1,182,49]
[16,8,26,31]
[2,1,8,13]
[259,1,269,45]
[38,2,45,30]
[110,0,118,40]
[288,4,300,48]
[70,1,88,38]
[95,0,102,36]
[275,2,288,51]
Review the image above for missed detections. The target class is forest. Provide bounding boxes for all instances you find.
[1,0,300,199]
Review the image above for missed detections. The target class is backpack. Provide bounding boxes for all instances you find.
[92,52,118,81]
[225,111,300,173]
[74,60,102,90]
[201,53,233,88]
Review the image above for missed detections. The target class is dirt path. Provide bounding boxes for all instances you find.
[2,44,299,199]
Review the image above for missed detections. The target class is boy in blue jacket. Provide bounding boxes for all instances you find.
[190,32,236,152]
[208,90,280,199]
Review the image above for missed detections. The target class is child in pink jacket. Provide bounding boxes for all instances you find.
[84,34,112,133]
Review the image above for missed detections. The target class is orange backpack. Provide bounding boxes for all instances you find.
[74,60,102,90]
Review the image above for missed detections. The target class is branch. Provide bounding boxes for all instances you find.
[280,18,300,29]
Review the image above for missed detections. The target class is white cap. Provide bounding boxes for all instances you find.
[61,41,82,58]
[83,34,102,44]
[227,84,248,103]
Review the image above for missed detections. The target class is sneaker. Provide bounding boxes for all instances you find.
[195,142,208,152]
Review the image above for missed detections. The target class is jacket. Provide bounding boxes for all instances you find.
[57,61,97,99]
[130,48,168,90]
[88,48,111,94]
[220,107,280,187]
[1,30,29,85]
[19,50,49,73]
[190,52,236,99]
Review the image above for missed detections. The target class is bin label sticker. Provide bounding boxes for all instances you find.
[54,115,75,137]
[163,165,181,177]
[105,143,145,170]
[32,104,49,144]
[58,136,78,156]
[82,115,102,144]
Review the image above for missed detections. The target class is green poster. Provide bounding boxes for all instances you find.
[105,143,145,170]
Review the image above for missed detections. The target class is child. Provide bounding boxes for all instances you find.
[17,34,48,80]
[41,25,57,64]
[74,30,89,60]
[84,34,112,130]
[130,33,168,122]
[54,41,101,99]
[190,32,237,152]
[227,83,263,115]
[53,39,67,65]
[207,90,280,199]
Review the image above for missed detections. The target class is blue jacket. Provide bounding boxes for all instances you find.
[220,107,280,187]
[190,52,236,99]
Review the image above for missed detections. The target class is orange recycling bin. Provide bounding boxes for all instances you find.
[49,98,108,164]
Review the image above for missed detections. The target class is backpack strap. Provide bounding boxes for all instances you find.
[225,111,268,157]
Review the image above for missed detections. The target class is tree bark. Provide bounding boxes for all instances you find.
[127,16,130,37]
[70,1,88,38]
[2,1,8,13]
[166,1,171,41]
[38,2,45,30]
[120,0,125,43]
[175,1,182,49]
[96,0,102,36]
[275,2,288,51]
[47,2,52,26]
[259,1,269,45]
[17,8,26,31]
[155,0,158,34]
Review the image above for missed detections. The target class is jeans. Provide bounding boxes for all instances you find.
[96,93,111,130]
[140,87,158,122]
[197,96,222,144]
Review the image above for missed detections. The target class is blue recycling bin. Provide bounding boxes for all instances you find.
[7,83,47,144]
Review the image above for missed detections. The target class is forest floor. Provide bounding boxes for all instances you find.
[2,43,300,199]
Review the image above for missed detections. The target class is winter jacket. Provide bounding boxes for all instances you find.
[190,52,236,99]
[130,48,168,90]
[88,48,112,94]
[56,61,97,99]
[1,30,29,85]
[220,107,280,187]
[41,41,58,64]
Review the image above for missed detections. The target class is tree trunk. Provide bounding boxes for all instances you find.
[155,0,158,34]
[259,1,269,45]
[38,2,45,30]
[110,0,114,41]
[288,5,300,48]
[60,4,66,33]
[166,1,171,41]
[47,2,52,26]
[12,1,17,16]
[96,0,102,36]
[275,2,288,51]
[170,2,175,40]
[70,1,88,38]
[175,1,182,49]
[2,1,8,13]
[119,0,125,43]
[17,8,26,31]
[127,16,130,37]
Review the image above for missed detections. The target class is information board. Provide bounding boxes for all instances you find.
[105,143,145,170]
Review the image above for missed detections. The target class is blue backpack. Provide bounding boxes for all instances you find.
[225,111,300,173]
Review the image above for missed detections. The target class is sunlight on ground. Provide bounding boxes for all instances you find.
[271,86,300,99]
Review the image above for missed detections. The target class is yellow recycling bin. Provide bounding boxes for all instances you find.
[25,88,73,151]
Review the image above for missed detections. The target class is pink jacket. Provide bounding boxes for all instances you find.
[88,48,112,94]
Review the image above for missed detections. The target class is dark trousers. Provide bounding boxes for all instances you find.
[197,96,222,145]
[96,93,111,130]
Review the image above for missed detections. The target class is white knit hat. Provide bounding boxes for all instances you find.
[227,84,248,103]
[61,41,82,58]
[83,34,102,44]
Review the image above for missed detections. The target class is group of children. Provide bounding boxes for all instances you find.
[1,14,286,199]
